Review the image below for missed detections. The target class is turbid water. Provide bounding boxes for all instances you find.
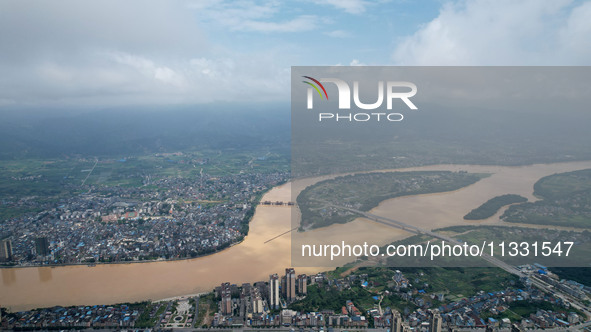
[3,160,591,311]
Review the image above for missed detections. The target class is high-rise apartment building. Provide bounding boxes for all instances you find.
[297,274,307,295]
[269,273,280,309]
[392,310,403,332]
[0,238,12,261]
[285,268,296,302]
[35,237,50,257]
[429,309,442,332]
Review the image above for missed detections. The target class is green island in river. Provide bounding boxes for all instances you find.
[464,194,528,220]
[502,168,591,228]
[298,170,489,230]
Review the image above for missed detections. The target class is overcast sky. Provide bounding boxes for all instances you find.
[1,0,590,109]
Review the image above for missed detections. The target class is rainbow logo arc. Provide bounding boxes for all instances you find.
[302,76,328,100]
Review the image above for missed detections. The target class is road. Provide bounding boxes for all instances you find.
[327,203,591,320]
[192,296,200,328]
[154,301,173,329]
[328,203,523,276]
[81,158,98,186]
[265,227,299,244]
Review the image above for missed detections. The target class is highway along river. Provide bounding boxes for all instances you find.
[3,160,591,311]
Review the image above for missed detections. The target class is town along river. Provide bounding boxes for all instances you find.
[3,160,591,311]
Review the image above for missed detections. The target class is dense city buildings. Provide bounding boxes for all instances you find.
[251,289,264,314]
[0,171,288,266]
[2,265,589,330]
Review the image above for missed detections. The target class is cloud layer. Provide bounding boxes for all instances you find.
[1,0,591,108]
[392,0,591,65]
[0,0,300,107]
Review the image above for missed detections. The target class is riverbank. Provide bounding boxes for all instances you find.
[0,182,285,269]
[3,160,591,312]
[1,181,322,312]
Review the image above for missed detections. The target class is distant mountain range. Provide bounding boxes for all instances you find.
[2,104,591,171]
[0,105,291,159]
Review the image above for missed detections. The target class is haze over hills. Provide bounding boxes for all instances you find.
[2,103,591,211]
[3,103,591,172]
[292,105,591,177]
[0,105,291,160]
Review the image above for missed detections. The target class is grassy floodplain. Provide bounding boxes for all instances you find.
[502,169,591,228]
[463,194,528,220]
[297,171,489,229]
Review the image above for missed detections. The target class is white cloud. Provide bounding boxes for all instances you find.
[184,54,290,103]
[349,59,366,66]
[190,0,319,32]
[109,52,186,88]
[324,30,351,38]
[311,0,369,14]
[392,0,591,65]
[0,0,206,61]
[0,0,296,107]
[240,15,319,33]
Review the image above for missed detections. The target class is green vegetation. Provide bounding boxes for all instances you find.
[325,264,357,279]
[550,267,591,286]
[0,159,83,220]
[4,107,591,178]
[291,267,418,314]
[533,169,591,200]
[507,300,558,316]
[481,300,583,322]
[379,224,591,267]
[290,266,518,316]
[397,267,519,296]
[135,302,164,328]
[502,169,591,228]
[289,283,372,313]
[292,107,591,178]
[442,225,591,266]
[195,293,216,327]
[0,150,288,222]
[480,300,585,321]
[298,171,488,229]
[464,194,527,220]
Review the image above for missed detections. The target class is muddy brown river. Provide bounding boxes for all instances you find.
[3,161,591,311]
